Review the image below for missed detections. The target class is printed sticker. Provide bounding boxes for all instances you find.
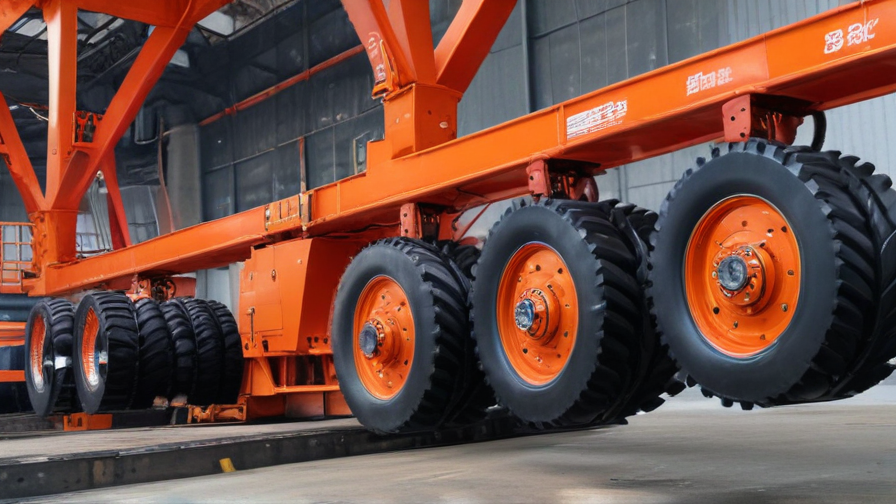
[686,67,733,96]
[567,100,628,139]
[824,18,878,55]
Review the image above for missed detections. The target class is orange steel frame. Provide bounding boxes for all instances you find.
[2,0,896,419]
[0,321,26,384]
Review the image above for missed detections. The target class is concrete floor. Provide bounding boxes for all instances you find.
[16,384,896,504]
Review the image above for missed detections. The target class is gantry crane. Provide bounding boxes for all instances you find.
[1,0,896,432]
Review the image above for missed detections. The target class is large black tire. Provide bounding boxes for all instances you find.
[332,238,473,433]
[132,298,174,408]
[470,199,643,427]
[599,201,685,422]
[436,241,497,428]
[73,292,139,413]
[207,300,244,404]
[23,299,75,416]
[802,151,896,399]
[0,345,31,414]
[650,139,879,406]
[439,241,481,280]
[160,300,196,399]
[173,298,224,406]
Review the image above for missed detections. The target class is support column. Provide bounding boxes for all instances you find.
[43,0,78,204]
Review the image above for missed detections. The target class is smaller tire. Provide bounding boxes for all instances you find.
[73,292,139,413]
[207,300,244,404]
[0,345,32,414]
[471,200,641,427]
[133,298,174,408]
[160,300,196,399]
[332,238,472,433]
[173,298,223,405]
[24,299,75,417]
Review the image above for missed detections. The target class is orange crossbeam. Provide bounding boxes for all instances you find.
[0,370,24,383]
[0,321,25,345]
[29,206,268,295]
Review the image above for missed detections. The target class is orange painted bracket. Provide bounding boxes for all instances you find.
[63,412,114,431]
[400,202,420,239]
[723,94,806,145]
[526,160,551,198]
[186,402,247,424]
[342,0,417,92]
[722,95,753,143]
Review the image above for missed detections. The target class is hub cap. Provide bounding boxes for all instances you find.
[717,255,749,291]
[685,196,801,357]
[514,299,536,331]
[353,276,414,400]
[358,322,381,359]
[496,243,578,386]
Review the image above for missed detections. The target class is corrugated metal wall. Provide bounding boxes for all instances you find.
[198,1,384,221]
[199,0,888,219]
[456,0,885,211]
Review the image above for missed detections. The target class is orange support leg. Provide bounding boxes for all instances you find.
[63,412,114,431]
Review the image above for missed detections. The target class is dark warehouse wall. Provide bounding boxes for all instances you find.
[195,0,866,223]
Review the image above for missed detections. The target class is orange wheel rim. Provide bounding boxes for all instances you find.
[29,315,47,392]
[496,243,578,386]
[81,308,104,391]
[353,276,414,400]
[685,196,800,357]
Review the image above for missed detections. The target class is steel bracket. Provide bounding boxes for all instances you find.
[400,203,439,240]
[723,95,805,146]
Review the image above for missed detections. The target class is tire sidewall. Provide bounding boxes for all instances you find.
[332,244,438,432]
[652,149,838,402]
[472,204,604,422]
[73,295,107,414]
[24,302,56,416]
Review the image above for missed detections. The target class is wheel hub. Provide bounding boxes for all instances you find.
[358,322,382,358]
[513,288,559,340]
[685,195,800,357]
[717,255,749,291]
[496,243,578,386]
[712,246,773,308]
[352,276,414,400]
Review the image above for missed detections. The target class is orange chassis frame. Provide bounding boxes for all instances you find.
[1,0,896,423]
